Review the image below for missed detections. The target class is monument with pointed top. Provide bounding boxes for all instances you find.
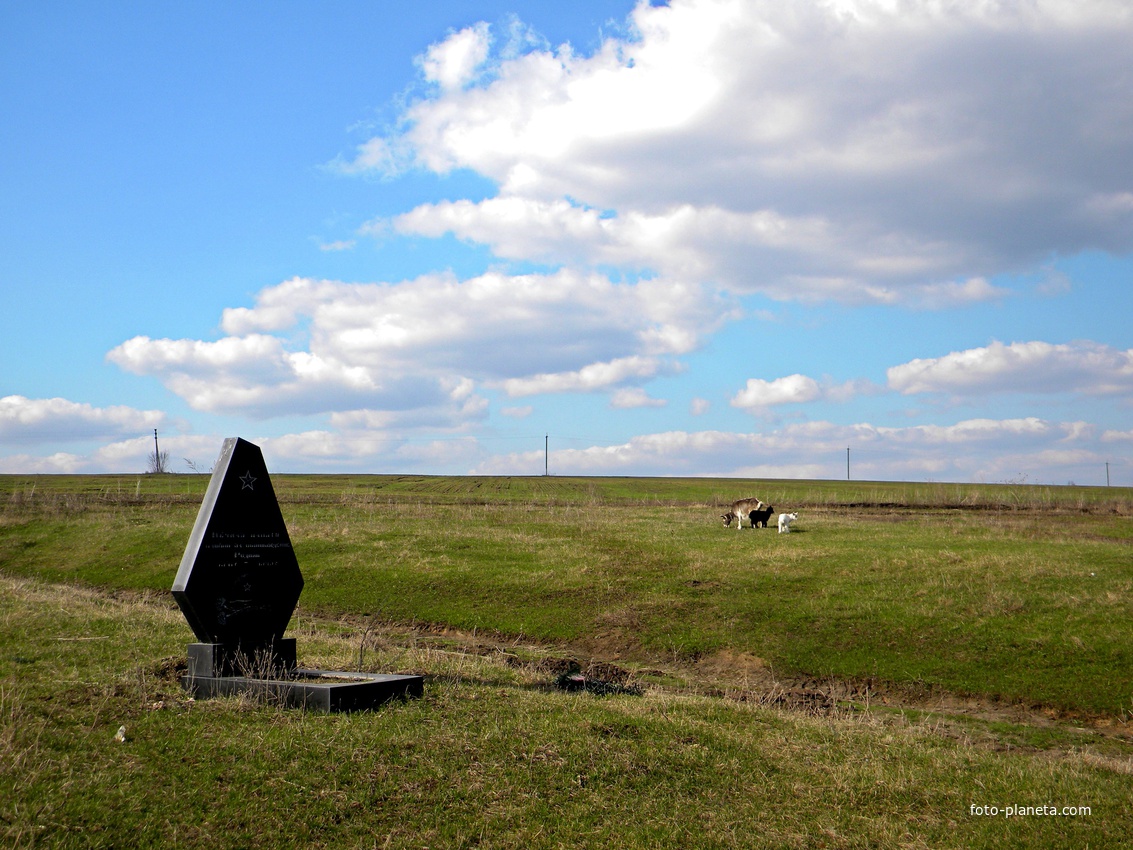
[173,438,423,710]
[173,437,303,670]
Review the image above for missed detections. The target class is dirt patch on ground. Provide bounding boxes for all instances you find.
[386,623,1133,744]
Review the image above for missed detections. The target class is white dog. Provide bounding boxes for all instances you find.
[777,512,798,534]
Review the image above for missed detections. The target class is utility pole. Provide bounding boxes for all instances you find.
[1106,462,1110,487]
[545,435,549,477]
[154,429,160,462]
[846,447,851,480]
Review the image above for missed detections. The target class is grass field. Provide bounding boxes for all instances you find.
[1,474,1131,847]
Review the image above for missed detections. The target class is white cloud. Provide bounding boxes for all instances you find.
[0,432,225,475]
[238,430,485,473]
[730,374,872,411]
[472,416,1113,483]
[690,397,711,416]
[732,374,823,409]
[887,340,1133,396]
[499,355,671,398]
[902,278,1009,310]
[391,197,1013,307]
[108,270,732,418]
[2,413,1120,482]
[354,0,1133,305]
[0,452,87,474]
[420,23,491,90]
[610,387,667,409]
[332,137,401,176]
[0,395,166,445]
[107,333,396,418]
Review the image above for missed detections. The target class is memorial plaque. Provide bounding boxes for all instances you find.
[173,437,423,710]
[173,437,303,653]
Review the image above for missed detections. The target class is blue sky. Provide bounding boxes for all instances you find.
[3,0,1132,484]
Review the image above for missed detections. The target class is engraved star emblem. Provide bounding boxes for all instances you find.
[239,470,257,491]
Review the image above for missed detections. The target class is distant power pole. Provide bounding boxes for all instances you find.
[154,429,160,462]
[545,435,549,477]
[1106,462,1110,487]
[846,447,851,480]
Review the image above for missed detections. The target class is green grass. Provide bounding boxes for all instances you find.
[2,574,1130,849]
[3,474,1131,718]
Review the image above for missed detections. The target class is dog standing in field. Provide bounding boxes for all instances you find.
[721,498,765,530]
[777,512,798,534]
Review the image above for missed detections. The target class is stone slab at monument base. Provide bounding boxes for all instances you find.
[182,642,424,712]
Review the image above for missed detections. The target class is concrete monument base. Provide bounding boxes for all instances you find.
[182,642,423,712]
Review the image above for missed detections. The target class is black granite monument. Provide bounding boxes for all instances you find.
[173,437,423,711]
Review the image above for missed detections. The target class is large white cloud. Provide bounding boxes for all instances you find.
[346,0,1133,304]
[107,270,735,418]
[390,197,1012,307]
[887,340,1133,396]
